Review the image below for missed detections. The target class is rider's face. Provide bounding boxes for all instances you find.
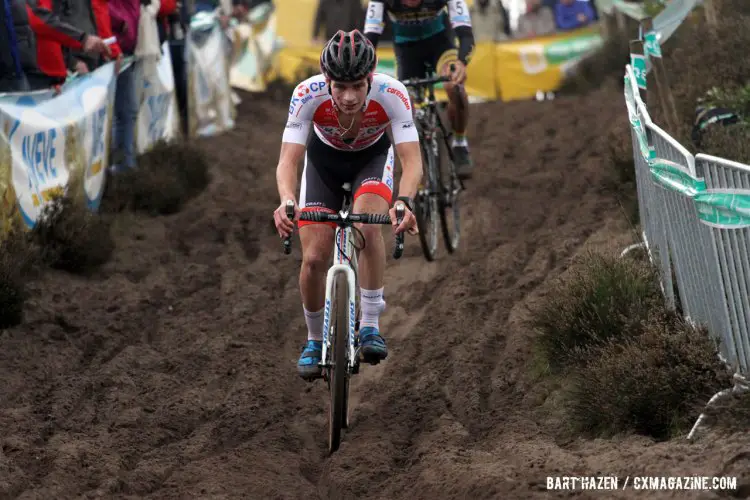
[329,79,369,115]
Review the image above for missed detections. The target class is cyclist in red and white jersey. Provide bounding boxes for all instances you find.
[273,29,423,381]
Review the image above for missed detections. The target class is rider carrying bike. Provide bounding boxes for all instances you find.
[363,0,475,180]
[273,29,421,380]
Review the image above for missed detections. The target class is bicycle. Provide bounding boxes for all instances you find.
[282,184,405,454]
[402,64,464,262]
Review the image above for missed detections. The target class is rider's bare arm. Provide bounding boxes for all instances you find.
[276,142,306,204]
[278,80,321,203]
[394,141,422,200]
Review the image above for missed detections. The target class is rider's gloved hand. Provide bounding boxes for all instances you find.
[274,198,298,238]
[390,199,418,236]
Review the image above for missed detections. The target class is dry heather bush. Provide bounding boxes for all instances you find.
[0,224,39,328]
[654,10,750,144]
[31,194,114,274]
[103,140,210,216]
[700,122,750,164]
[529,251,663,373]
[566,311,732,440]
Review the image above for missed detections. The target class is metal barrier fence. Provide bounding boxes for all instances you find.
[621,65,749,440]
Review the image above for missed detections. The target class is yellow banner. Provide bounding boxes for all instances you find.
[494,26,603,101]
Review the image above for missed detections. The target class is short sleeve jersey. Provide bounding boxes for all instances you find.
[281,73,419,152]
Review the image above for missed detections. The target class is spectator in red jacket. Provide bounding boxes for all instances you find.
[25,0,111,89]
[92,0,123,59]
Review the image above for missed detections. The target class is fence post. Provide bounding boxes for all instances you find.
[641,17,679,134]
[629,39,647,103]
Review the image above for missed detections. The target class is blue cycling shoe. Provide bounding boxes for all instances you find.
[359,327,388,364]
[297,340,323,381]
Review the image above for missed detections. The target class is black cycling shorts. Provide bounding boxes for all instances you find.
[298,132,395,229]
[393,29,458,81]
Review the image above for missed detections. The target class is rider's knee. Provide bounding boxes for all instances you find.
[358,223,384,247]
[301,238,332,275]
[302,250,328,275]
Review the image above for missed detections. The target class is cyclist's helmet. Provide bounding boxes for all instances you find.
[320,29,377,82]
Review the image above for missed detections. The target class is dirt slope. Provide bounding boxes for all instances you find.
[1,82,748,500]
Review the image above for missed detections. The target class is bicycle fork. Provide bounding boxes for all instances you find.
[321,228,358,375]
[321,264,357,373]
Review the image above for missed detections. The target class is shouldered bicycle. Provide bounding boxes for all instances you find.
[402,64,464,262]
[283,184,405,454]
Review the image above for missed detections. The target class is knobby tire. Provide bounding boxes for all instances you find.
[415,131,440,261]
[328,272,349,454]
[437,128,461,252]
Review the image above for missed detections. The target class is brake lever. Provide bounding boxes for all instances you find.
[283,200,295,254]
[393,204,405,260]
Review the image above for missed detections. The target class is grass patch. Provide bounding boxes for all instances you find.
[30,193,114,275]
[102,140,210,216]
[529,250,731,440]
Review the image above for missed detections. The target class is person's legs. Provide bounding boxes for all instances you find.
[111,62,139,172]
[437,47,473,179]
[351,142,394,362]
[296,147,341,380]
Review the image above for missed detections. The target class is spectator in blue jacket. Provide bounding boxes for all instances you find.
[554,0,595,31]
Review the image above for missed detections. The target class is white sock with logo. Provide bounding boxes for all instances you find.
[304,306,324,342]
[360,287,385,330]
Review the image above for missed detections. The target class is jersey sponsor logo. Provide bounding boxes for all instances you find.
[289,97,300,115]
[378,82,389,93]
[301,94,314,105]
[402,122,414,129]
[286,121,302,129]
[387,87,411,110]
[309,80,326,92]
[296,83,310,97]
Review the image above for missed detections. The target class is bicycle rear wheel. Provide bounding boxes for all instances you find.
[415,135,440,261]
[328,272,349,454]
[437,127,461,252]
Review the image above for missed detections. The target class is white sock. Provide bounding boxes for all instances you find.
[452,135,468,148]
[360,287,385,330]
[304,306,324,341]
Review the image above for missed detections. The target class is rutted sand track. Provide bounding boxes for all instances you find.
[2,81,749,500]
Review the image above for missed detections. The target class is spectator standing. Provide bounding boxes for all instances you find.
[312,0,365,44]
[554,0,595,31]
[1,0,31,92]
[55,0,102,73]
[109,0,139,171]
[469,0,510,42]
[516,0,555,38]
[28,0,118,91]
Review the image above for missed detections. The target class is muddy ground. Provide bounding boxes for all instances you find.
[1,81,749,500]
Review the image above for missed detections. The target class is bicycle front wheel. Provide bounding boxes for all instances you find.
[328,272,350,454]
[415,137,440,261]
